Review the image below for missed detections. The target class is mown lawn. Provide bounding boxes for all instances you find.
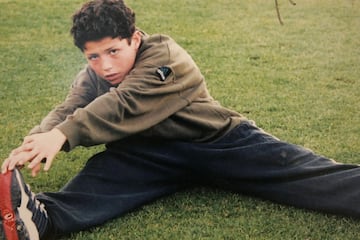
[0,0,359,239]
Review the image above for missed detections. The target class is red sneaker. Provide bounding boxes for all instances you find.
[0,169,48,240]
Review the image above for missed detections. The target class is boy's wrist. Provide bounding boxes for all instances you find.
[51,128,67,146]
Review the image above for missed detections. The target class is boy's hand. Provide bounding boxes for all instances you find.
[1,128,67,177]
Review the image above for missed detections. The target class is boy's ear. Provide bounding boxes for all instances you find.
[132,31,142,49]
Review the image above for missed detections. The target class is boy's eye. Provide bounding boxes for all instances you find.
[88,55,98,61]
[109,49,119,55]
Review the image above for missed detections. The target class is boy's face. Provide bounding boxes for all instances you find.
[83,31,141,86]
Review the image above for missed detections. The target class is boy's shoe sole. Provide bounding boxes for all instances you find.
[0,169,40,240]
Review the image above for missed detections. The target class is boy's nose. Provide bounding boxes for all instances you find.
[102,57,112,71]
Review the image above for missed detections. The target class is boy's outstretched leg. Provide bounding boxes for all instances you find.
[187,121,360,218]
[0,169,50,240]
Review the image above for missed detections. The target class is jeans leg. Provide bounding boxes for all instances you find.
[187,121,360,218]
[36,121,360,237]
[36,140,190,235]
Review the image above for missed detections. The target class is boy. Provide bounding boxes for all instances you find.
[0,0,359,239]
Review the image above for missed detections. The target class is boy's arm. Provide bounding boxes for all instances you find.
[1,67,109,176]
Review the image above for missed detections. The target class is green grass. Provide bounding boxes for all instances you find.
[1,0,360,239]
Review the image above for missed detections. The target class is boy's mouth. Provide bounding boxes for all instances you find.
[105,73,119,80]
[104,73,123,85]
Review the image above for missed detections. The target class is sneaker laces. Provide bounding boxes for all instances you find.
[23,183,49,237]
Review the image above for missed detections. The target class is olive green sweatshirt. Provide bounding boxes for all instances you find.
[30,33,245,151]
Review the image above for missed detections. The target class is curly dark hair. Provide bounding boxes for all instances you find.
[70,0,136,51]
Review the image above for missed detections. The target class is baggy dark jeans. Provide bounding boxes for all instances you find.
[37,121,360,236]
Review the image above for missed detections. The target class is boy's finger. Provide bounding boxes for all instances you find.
[44,156,54,172]
[28,153,45,169]
[1,158,11,174]
[8,151,35,171]
[31,163,41,177]
[11,143,34,156]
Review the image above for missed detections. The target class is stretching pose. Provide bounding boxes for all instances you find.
[1,0,359,239]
